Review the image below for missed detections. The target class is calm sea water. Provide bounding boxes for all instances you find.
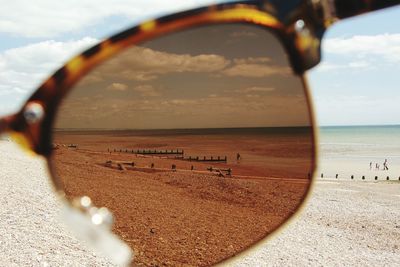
[319,125,400,159]
[318,125,400,178]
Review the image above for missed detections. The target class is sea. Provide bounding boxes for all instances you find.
[318,125,400,180]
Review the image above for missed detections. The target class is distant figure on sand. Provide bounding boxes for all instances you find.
[370,162,372,170]
[383,159,389,170]
[236,153,241,161]
[375,163,379,170]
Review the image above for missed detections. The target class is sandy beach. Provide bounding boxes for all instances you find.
[52,129,312,266]
[0,139,399,266]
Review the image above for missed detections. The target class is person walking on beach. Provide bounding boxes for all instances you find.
[383,159,389,170]
[376,163,379,170]
[370,162,372,170]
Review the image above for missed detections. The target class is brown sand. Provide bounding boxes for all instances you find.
[52,130,312,266]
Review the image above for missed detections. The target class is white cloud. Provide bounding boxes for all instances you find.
[82,46,230,83]
[107,83,128,91]
[316,60,371,72]
[222,63,291,77]
[221,57,291,77]
[323,34,400,62]
[0,37,98,114]
[315,34,400,74]
[0,0,218,38]
[238,86,275,93]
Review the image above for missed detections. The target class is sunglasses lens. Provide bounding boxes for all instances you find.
[52,23,314,265]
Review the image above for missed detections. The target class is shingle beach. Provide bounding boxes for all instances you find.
[0,140,399,266]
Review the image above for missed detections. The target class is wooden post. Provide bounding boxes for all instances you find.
[362,175,365,180]
[386,176,389,180]
[375,176,378,180]
[117,163,126,171]
[321,173,323,178]
[336,174,338,179]
[351,175,354,179]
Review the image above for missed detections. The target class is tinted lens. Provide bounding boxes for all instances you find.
[52,23,314,266]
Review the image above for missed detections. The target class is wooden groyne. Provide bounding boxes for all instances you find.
[110,148,184,155]
[108,148,228,162]
[318,172,400,181]
[177,155,227,163]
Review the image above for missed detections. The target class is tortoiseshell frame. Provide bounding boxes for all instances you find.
[0,0,398,231]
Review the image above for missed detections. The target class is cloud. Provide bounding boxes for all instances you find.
[106,83,160,96]
[83,46,230,82]
[0,37,98,114]
[56,85,310,129]
[222,63,291,77]
[0,0,219,38]
[233,57,271,64]
[316,60,371,72]
[75,48,290,86]
[236,86,275,93]
[132,85,160,97]
[221,57,291,77]
[107,83,128,91]
[323,34,400,62]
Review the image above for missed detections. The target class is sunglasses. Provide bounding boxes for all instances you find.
[1,0,398,266]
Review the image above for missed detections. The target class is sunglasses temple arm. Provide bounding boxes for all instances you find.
[333,0,400,19]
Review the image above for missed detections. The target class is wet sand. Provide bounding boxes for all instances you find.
[52,130,312,266]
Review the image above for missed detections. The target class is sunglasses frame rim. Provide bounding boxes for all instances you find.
[0,0,398,264]
[49,8,321,264]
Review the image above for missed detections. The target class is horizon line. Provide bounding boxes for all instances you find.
[319,123,400,128]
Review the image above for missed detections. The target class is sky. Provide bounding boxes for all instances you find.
[56,24,309,129]
[0,0,399,126]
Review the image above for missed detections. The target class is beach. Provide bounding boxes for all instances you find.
[318,126,400,181]
[0,125,399,266]
[52,128,312,266]
[229,179,400,267]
